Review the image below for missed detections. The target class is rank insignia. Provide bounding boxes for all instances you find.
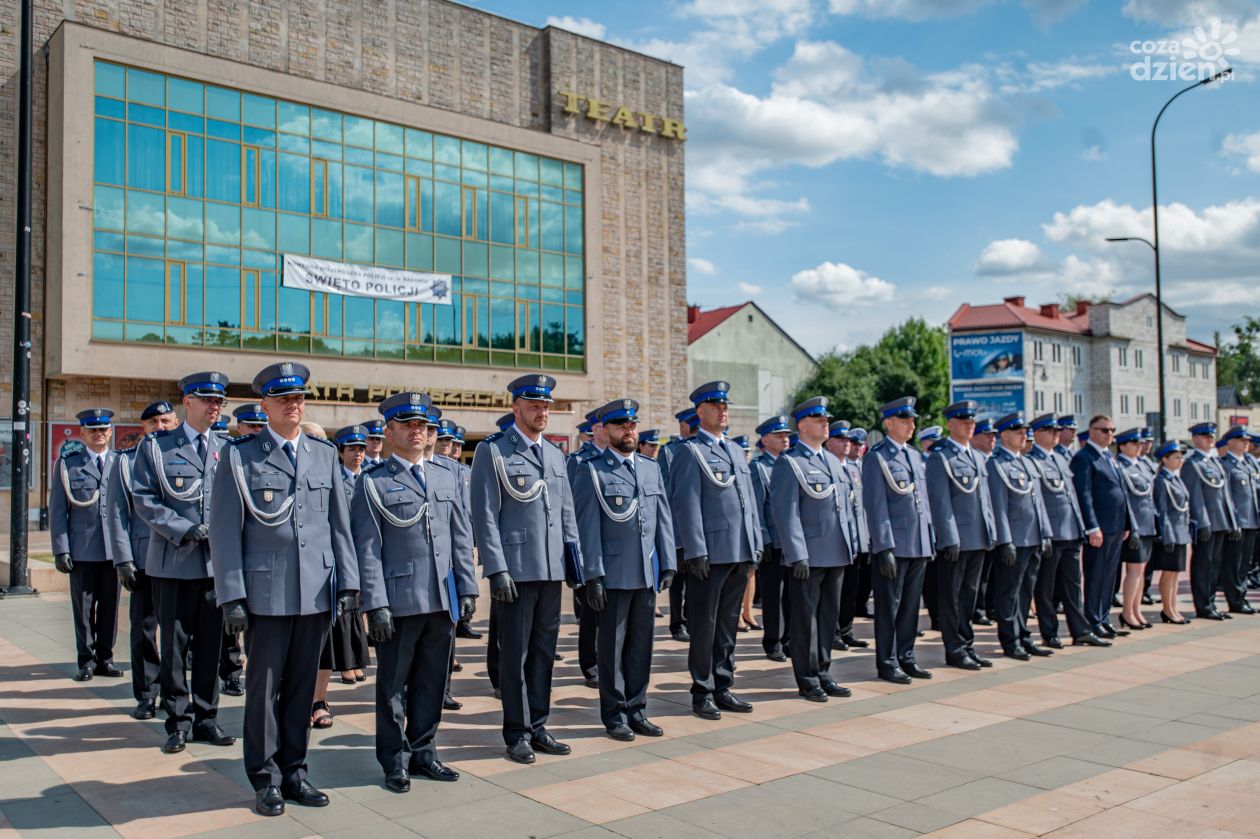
[961,476,970,484]
[1017,474,1026,484]
[715,471,725,481]
[614,497,623,507]
[815,484,824,492]
[517,477,525,487]
[263,490,274,503]
[174,477,184,489]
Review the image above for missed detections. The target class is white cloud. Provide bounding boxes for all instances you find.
[999,60,1117,94]
[1121,0,1259,27]
[1081,144,1106,161]
[789,261,897,309]
[1222,131,1260,171]
[923,285,954,300]
[1043,197,1260,254]
[828,0,995,21]
[975,239,1047,275]
[737,281,763,295]
[688,257,718,275]
[545,15,608,40]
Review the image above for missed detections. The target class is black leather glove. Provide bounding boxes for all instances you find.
[1163,540,1177,554]
[181,523,210,545]
[659,569,676,591]
[1229,529,1243,543]
[687,555,711,581]
[753,550,763,567]
[875,549,897,580]
[459,595,476,621]
[117,561,139,592]
[1196,527,1212,544]
[1126,532,1141,551]
[939,544,960,564]
[336,590,359,619]
[998,542,1017,568]
[490,571,518,603]
[366,606,395,643]
[1041,538,1053,559]
[586,576,607,611]
[222,599,249,634]
[54,553,73,574]
[792,560,811,580]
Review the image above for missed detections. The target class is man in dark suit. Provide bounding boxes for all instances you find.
[1070,414,1132,639]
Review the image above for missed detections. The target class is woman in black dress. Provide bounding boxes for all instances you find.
[1152,441,1191,624]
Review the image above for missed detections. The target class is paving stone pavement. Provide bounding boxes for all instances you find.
[0,583,1258,838]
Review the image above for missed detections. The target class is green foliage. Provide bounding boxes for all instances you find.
[1217,317,1260,403]
[792,318,949,431]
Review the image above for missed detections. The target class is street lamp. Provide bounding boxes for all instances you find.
[1104,67,1231,444]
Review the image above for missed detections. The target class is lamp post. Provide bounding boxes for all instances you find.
[1104,67,1231,445]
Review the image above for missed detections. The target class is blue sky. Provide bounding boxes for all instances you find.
[471,0,1260,356]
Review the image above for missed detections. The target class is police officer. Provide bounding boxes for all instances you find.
[484,411,523,697]
[320,424,372,691]
[437,422,481,643]
[659,407,698,642]
[971,417,999,626]
[209,362,359,817]
[1182,422,1239,621]
[567,408,604,688]
[863,397,934,684]
[1246,432,1260,591]
[1153,441,1193,622]
[917,424,944,631]
[130,374,236,753]
[669,382,762,718]
[575,399,676,740]
[638,429,663,459]
[1055,416,1078,459]
[838,427,873,645]
[363,419,387,466]
[470,375,581,764]
[1115,428,1158,629]
[771,397,855,702]
[234,403,269,436]
[1218,425,1258,615]
[52,408,122,682]
[987,413,1053,660]
[751,414,792,662]
[570,419,597,464]
[353,393,475,792]
[221,405,269,696]
[106,400,179,717]
[925,400,997,670]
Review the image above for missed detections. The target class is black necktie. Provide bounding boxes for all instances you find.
[411,463,426,492]
[531,443,542,465]
[282,441,296,466]
[96,455,105,476]
[196,434,206,464]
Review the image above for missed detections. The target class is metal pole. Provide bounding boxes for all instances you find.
[5,0,36,596]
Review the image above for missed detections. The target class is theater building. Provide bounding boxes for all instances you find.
[1,1,687,519]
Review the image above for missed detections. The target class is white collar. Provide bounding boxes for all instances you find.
[392,453,423,472]
[1034,444,1054,458]
[1088,440,1111,457]
[181,421,211,443]
[608,448,634,466]
[511,424,542,445]
[267,425,301,448]
[999,445,1023,459]
[798,441,824,456]
[698,427,724,446]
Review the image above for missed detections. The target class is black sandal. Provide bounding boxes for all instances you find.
[311,700,334,729]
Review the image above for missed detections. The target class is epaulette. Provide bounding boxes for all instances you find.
[148,428,173,439]
[115,445,137,454]
[226,435,253,446]
[305,433,336,447]
[363,459,388,474]
[483,431,504,444]
[212,430,233,440]
[577,447,601,462]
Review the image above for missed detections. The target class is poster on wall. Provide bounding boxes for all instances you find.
[0,420,37,491]
[952,383,1025,420]
[282,254,454,304]
[950,331,1024,381]
[48,422,144,492]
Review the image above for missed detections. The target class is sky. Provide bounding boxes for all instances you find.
[469,0,1260,357]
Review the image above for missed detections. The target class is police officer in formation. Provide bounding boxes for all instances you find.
[1182,421,1239,620]
[567,408,605,688]
[1116,428,1158,629]
[837,426,873,648]
[659,406,698,642]
[223,403,269,695]
[363,419,386,466]
[352,392,475,793]
[573,399,676,740]
[130,372,236,754]
[1153,441,1193,622]
[750,414,791,662]
[637,428,663,459]
[1218,425,1259,615]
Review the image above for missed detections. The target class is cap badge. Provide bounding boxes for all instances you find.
[280,362,295,376]
[410,393,423,405]
[537,376,547,387]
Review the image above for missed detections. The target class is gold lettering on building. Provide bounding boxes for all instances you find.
[309,382,513,409]
[558,91,685,141]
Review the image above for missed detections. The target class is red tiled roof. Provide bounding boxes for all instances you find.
[1184,338,1218,355]
[687,303,747,344]
[948,301,1088,336]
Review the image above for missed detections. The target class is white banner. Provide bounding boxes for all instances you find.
[281,254,453,304]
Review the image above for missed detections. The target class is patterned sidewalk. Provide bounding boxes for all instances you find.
[0,586,1258,838]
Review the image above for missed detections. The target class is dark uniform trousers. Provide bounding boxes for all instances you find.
[596,588,656,728]
[1220,529,1257,610]
[1190,531,1227,615]
[759,547,791,655]
[129,570,160,702]
[220,627,244,683]
[977,550,997,619]
[375,611,453,773]
[152,577,223,734]
[872,556,928,673]
[787,566,844,691]
[936,550,985,662]
[669,548,688,633]
[992,546,1040,651]
[486,599,501,690]
[687,561,750,701]
[243,613,327,791]
[69,562,120,669]
[839,554,872,631]
[1036,540,1090,641]
[1083,531,1125,627]
[573,590,598,680]
[497,580,562,744]
[922,561,939,628]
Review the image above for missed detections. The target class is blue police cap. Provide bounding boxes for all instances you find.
[917,425,942,442]
[232,403,268,425]
[792,396,831,422]
[1030,413,1058,431]
[674,406,697,423]
[584,408,602,425]
[77,408,114,427]
[210,418,229,431]
[944,400,979,420]
[732,435,750,450]
[1215,438,1228,449]
[1140,427,1154,441]
[363,419,385,438]
[690,381,731,406]
[436,419,458,439]
[756,415,790,436]
[378,391,432,423]
[252,361,310,397]
[1077,430,1090,443]
[688,413,700,428]
[1248,431,1260,446]
[577,420,593,434]
[454,425,466,443]
[1155,440,1184,459]
[639,429,661,445]
[881,396,917,419]
[508,374,556,403]
[1221,424,1248,443]
[140,400,174,421]
[829,420,852,439]
[496,412,515,430]
[1115,427,1142,444]
[1189,422,1217,437]
[1056,415,1078,430]
[597,398,639,424]
[335,425,368,447]
[973,417,995,435]
[425,403,442,426]
[995,412,1026,432]
[178,371,229,398]
[1026,428,1035,441]
[788,432,799,447]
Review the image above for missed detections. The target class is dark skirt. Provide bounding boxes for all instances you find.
[1148,542,1186,573]
[1122,534,1154,565]
[319,610,372,671]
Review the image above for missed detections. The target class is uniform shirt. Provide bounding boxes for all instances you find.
[987,445,1052,548]
[749,451,781,550]
[926,437,997,553]
[1183,447,1238,534]
[861,436,933,558]
[1028,444,1085,542]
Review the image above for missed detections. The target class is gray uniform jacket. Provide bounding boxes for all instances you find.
[668,432,762,564]
[845,459,872,553]
[573,451,676,590]
[352,456,475,619]
[1182,451,1237,534]
[104,448,150,569]
[469,429,581,582]
[986,447,1052,548]
[770,444,854,568]
[1027,446,1085,542]
[1154,469,1191,546]
[1221,451,1260,530]
[49,448,115,561]
[209,431,359,615]
[129,428,229,580]
[749,452,780,549]
[566,442,599,485]
[861,438,933,558]
[1117,454,1157,538]
[926,438,997,553]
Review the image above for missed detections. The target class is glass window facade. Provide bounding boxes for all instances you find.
[91,61,586,371]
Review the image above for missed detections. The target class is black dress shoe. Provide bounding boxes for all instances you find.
[506,739,536,764]
[821,681,852,698]
[1094,623,1116,638]
[1022,642,1054,657]
[1072,633,1112,647]
[162,731,187,754]
[1112,593,1124,608]
[493,687,501,700]
[583,676,599,689]
[530,731,571,755]
[831,636,849,651]
[1141,592,1155,605]
[606,723,636,740]
[409,757,459,782]
[456,621,483,639]
[1043,637,1064,649]
[972,613,993,626]
[1230,603,1256,615]
[255,786,284,817]
[841,633,869,648]
[1100,622,1130,637]
[73,664,94,682]
[766,650,788,662]
[384,770,410,793]
[443,693,463,711]
[798,685,829,703]
[1160,612,1190,625]
[191,724,236,746]
[97,661,124,678]
[281,779,329,807]
[629,718,664,737]
[554,652,565,660]
[946,656,981,671]
[1198,610,1227,621]
[672,628,691,642]
[878,668,912,685]
[1003,647,1030,661]
[693,697,722,720]
[901,662,933,679]
[133,698,157,720]
[968,652,994,668]
[221,678,244,697]
[714,690,753,713]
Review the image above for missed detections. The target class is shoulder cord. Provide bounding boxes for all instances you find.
[364,474,432,533]
[229,444,296,527]
[783,454,838,501]
[685,439,736,489]
[754,460,772,491]
[1163,476,1189,513]
[587,462,643,528]
[490,444,553,524]
[149,437,204,502]
[1028,456,1067,494]
[993,457,1034,497]
[939,452,979,495]
[120,454,133,502]
[876,450,916,496]
[60,459,100,508]
[1118,461,1153,498]
[1190,458,1225,489]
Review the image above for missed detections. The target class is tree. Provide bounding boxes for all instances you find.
[1217,317,1260,403]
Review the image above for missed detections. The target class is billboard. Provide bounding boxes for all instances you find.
[48,422,145,495]
[952,382,1025,419]
[950,331,1024,381]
